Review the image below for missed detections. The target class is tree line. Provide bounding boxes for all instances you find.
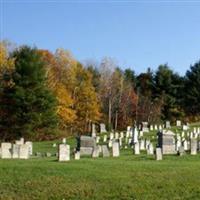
[0,41,200,140]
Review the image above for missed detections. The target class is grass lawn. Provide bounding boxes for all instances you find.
[0,139,200,200]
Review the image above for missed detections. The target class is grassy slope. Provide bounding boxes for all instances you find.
[0,139,200,200]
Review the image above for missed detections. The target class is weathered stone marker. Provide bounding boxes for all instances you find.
[1,143,12,159]
[74,151,80,160]
[100,123,107,133]
[134,142,140,155]
[58,144,70,161]
[112,142,119,157]
[92,147,99,158]
[156,148,162,160]
[12,144,20,158]
[191,138,197,155]
[19,144,29,159]
[25,141,33,155]
[102,145,110,157]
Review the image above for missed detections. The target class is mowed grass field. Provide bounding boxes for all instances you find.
[0,138,200,200]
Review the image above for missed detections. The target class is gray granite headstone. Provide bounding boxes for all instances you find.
[80,136,96,156]
[157,130,176,154]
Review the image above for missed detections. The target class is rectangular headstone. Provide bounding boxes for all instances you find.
[100,123,107,133]
[156,148,162,160]
[74,151,80,160]
[80,136,96,148]
[191,138,197,155]
[25,141,33,155]
[19,144,29,159]
[58,144,70,161]
[112,142,119,157]
[1,143,12,159]
[102,145,110,157]
[147,143,154,155]
[158,130,176,154]
[12,144,20,158]
[92,147,99,158]
[176,120,181,127]
[134,142,140,155]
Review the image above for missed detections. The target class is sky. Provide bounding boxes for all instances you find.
[1,0,200,75]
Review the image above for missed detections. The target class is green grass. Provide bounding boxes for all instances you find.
[0,139,200,200]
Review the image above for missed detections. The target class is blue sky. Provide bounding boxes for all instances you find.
[1,0,200,75]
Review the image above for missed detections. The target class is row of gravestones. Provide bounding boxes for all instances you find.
[94,121,187,135]
[58,137,120,162]
[0,138,32,159]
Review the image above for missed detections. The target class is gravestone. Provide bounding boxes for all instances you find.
[191,138,197,155]
[110,133,114,140]
[134,142,140,155]
[96,136,100,144]
[140,140,145,150]
[112,142,119,157]
[166,121,171,129]
[142,122,149,132]
[100,123,107,133]
[62,138,66,144]
[183,140,188,151]
[25,141,33,155]
[98,145,102,153]
[147,143,154,155]
[19,144,29,159]
[133,128,139,143]
[92,147,99,158]
[178,146,185,156]
[108,140,112,148]
[75,151,80,160]
[58,144,70,161]
[80,136,96,156]
[176,120,181,127]
[139,131,143,137]
[150,125,154,131]
[176,135,181,151]
[91,123,96,137]
[156,148,162,160]
[120,132,124,138]
[1,143,12,159]
[52,143,57,147]
[12,144,20,158]
[102,145,110,157]
[115,132,119,139]
[103,135,107,142]
[183,125,189,131]
[157,130,176,154]
[46,152,51,157]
